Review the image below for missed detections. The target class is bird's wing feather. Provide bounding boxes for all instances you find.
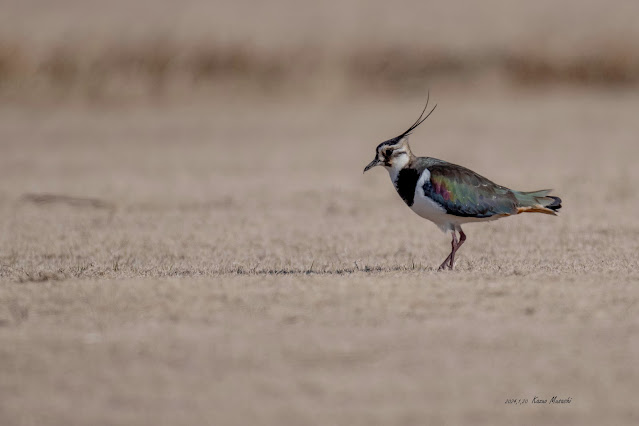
[420,160,519,218]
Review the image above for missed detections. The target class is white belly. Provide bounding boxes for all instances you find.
[410,190,451,231]
[408,168,449,230]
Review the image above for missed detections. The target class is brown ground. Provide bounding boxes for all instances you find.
[1,91,638,425]
[1,1,639,425]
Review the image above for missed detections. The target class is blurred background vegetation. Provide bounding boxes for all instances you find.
[1,0,639,102]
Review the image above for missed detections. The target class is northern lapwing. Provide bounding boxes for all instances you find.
[363,97,562,270]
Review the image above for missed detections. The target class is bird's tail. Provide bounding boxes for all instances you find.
[513,189,562,215]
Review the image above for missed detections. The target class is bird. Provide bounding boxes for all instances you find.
[363,96,562,270]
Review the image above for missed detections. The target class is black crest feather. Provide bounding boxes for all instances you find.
[397,92,437,140]
[375,93,438,152]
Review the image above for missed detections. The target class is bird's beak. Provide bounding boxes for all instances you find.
[363,158,381,173]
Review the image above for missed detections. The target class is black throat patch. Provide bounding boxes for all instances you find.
[394,168,420,206]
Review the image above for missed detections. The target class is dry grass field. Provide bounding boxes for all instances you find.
[1,1,639,425]
[1,91,638,426]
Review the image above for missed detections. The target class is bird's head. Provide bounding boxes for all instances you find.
[363,137,413,173]
[363,95,437,174]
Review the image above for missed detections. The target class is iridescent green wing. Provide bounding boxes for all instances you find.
[423,162,519,218]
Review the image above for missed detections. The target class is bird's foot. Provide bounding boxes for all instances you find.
[438,258,452,271]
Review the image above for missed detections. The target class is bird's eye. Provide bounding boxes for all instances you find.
[385,149,393,157]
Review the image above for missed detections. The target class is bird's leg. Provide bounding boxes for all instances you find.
[438,231,458,270]
[449,229,466,270]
